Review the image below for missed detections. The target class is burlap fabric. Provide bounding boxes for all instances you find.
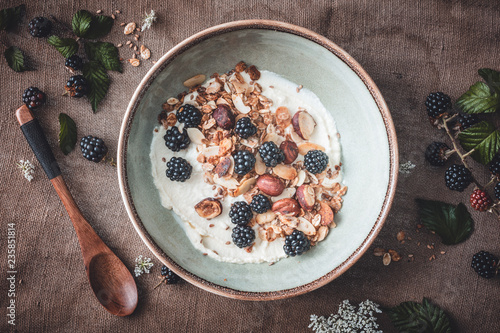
[1,1,499,332]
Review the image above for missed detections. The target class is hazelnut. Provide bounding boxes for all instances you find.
[214,156,232,178]
[317,202,334,226]
[292,110,316,140]
[194,198,222,220]
[280,140,299,164]
[256,174,285,196]
[213,104,235,130]
[296,184,315,211]
[272,198,300,216]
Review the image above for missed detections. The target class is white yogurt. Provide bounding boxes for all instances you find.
[150,70,342,264]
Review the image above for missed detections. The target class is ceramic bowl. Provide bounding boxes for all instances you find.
[118,20,398,300]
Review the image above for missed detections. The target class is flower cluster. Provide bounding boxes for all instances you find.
[134,255,154,277]
[141,10,157,31]
[17,159,35,182]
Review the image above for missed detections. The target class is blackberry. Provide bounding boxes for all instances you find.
[425,142,451,166]
[65,54,83,71]
[65,75,89,98]
[471,251,498,279]
[234,117,257,139]
[163,126,190,152]
[459,114,479,130]
[250,194,271,214]
[231,225,255,248]
[469,189,492,212]
[233,150,255,176]
[304,150,329,174]
[284,230,310,256]
[80,135,108,163]
[176,104,202,128]
[444,164,472,192]
[22,87,46,109]
[160,265,181,284]
[258,141,285,167]
[166,157,192,182]
[229,201,253,226]
[425,92,452,119]
[495,183,500,200]
[28,17,52,37]
[489,154,500,179]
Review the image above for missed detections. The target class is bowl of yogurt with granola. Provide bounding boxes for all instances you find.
[118,20,398,300]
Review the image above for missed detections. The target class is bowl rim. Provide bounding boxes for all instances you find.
[117,19,399,301]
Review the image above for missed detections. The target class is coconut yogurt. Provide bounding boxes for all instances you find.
[150,69,343,264]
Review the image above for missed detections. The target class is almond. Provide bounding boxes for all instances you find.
[213,104,235,130]
[255,154,267,175]
[272,198,301,216]
[232,177,256,197]
[273,164,297,180]
[280,140,299,164]
[195,198,222,220]
[256,211,277,225]
[256,174,285,196]
[298,142,325,155]
[296,217,316,236]
[296,184,315,211]
[317,202,334,226]
[183,74,206,88]
[213,156,232,178]
[292,110,316,140]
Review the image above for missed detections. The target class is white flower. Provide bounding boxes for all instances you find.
[399,160,416,174]
[142,10,157,31]
[17,159,35,182]
[134,255,154,277]
[309,300,383,333]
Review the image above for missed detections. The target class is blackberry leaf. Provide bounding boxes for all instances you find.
[387,298,452,333]
[478,68,500,93]
[47,36,78,58]
[85,15,113,39]
[58,113,77,155]
[456,82,499,114]
[4,46,25,72]
[84,41,121,72]
[72,10,93,37]
[458,121,500,165]
[416,199,473,245]
[0,4,25,31]
[82,61,110,112]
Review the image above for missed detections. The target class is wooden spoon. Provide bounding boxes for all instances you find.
[16,105,138,316]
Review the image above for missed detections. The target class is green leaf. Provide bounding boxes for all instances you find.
[4,46,26,72]
[478,68,500,93]
[58,113,77,155]
[456,82,499,114]
[82,61,110,112]
[72,10,93,37]
[458,121,500,165]
[387,298,452,333]
[47,36,79,58]
[0,4,25,31]
[84,41,121,72]
[416,199,473,245]
[85,15,113,39]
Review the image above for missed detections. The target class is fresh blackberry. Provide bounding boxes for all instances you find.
[258,141,285,167]
[489,154,500,179]
[229,201,253,226]
[283,230,310,256]
[28,17,52,37]
[65,75,89,98]
[80,135,108,163]
[459,114,479,130]
[166,157,192,182]
[250,194,271,214]
[495,183,500,200]
[469,189,492,212]
[65,54,83,71]
[160,265,181,284]
[163,126,190,152]
[425,92,452,119]
[444,164,472,192]
[425,142,452,166]
[304,150,329,174]
[233,150,255,176]
[176,104,202,128]
[22,87,46,109]
[471,251,498,279]
[231,225,255,248]
[235,117,257,139]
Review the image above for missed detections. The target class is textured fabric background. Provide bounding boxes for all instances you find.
[1,1,499,332]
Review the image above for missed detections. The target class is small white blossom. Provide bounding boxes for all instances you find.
[309,300,383,333]
[134,255,154,277]
[399,160,416,174]
[141,10,157,31]
[17,159,35,182]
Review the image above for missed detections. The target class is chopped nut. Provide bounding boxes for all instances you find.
[96,9,102,14]
[111,14,116,19]
[194,198,222,220]
[117,43,123,47]
[397,230,405,242]
[388,249,401,262]
[124,22,136,35]
[373,247,386,257]
[128,58,140,67]
[383,253,391,266]
[140,45,151,60]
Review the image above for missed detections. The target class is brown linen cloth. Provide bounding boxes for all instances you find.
[1,0,500,332]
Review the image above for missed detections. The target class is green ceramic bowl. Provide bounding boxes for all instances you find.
[118,20,398,300]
